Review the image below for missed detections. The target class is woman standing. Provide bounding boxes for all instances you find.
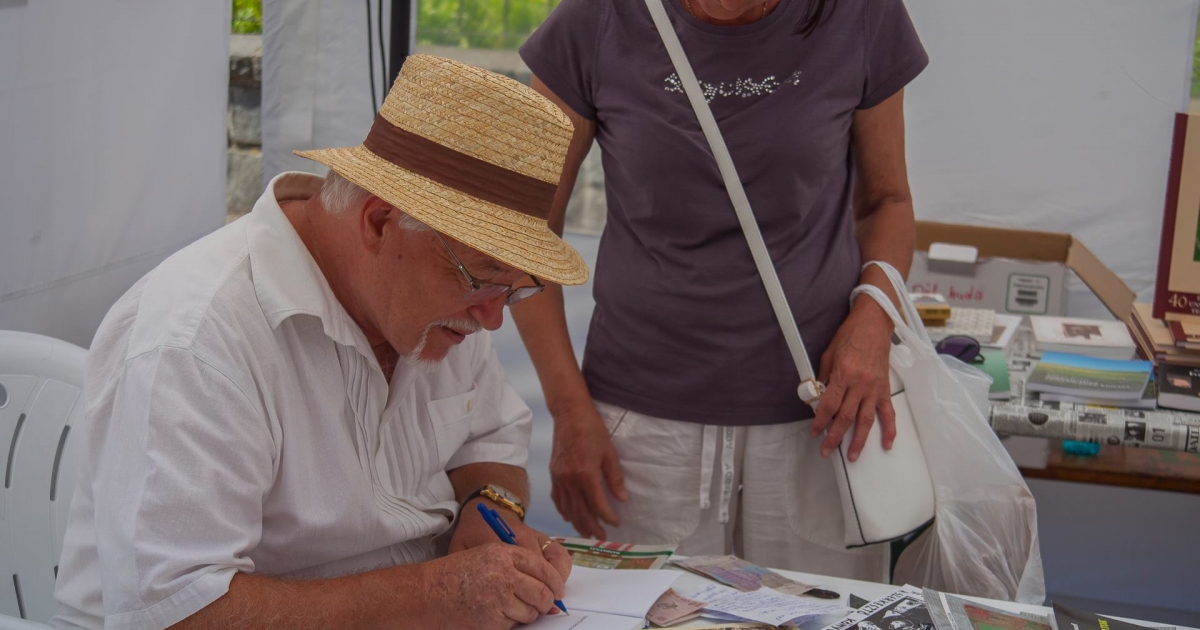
[512,0,927,579]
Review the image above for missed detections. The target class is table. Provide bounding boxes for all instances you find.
[1018,442,1200,495]
[665,564,1197,630]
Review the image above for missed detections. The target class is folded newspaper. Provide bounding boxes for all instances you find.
[819,587,933,630]
[989,399,1200,453]
[551,538,677,570]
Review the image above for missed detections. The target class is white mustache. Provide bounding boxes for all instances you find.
[431,316,482,336]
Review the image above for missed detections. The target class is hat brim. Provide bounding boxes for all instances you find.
[295,145,589,286]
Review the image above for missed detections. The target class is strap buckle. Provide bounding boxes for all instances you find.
[797,378,824,405]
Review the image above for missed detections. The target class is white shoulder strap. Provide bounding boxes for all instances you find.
[643,0,821,402]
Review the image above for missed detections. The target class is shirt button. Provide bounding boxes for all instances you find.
[466,398,474,413]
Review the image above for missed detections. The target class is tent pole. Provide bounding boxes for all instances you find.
[388,0,414,86]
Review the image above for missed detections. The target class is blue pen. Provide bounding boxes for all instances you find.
[476,502,569,615]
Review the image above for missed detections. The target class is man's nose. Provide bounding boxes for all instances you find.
[467,295,505,331]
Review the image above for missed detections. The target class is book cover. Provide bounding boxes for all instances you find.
[1026,352,1152,400]
[1041,377,1157,410]
[1158,362,1200,413]
[1052,602,1152,630]
[1030,316,1136,359]
[978,349,1012,400]
[1154,112,1200,320]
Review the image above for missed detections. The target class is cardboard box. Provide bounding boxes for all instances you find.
[908,221,1135,321]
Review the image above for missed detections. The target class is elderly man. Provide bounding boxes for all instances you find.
[51,55,588,630]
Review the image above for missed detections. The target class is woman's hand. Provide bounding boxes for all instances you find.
[549,403,629,540]
[810,302,897,462]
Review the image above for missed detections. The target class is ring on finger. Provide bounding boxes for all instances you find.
[540,539,554,552]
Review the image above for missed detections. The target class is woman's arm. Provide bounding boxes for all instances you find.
[810,88,917,461]
[508,76,628,539]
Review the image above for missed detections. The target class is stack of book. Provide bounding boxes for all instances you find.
[1024,352,1156,409]
[1148,111,1200,412]
[1129,304,1200,412]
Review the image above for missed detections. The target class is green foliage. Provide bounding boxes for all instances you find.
[228,0,553,48]
[417,0,559,49]
[1194,38,1200,98]
[232,0,262,34]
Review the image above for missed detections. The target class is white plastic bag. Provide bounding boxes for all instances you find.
[853,262,1045,604]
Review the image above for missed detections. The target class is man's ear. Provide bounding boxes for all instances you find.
[359,196,398,254]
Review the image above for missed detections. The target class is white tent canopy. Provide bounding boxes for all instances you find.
[0,0,230,348]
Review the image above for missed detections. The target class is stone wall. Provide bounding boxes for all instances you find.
[226,34,263,222]
[224,39,606,235]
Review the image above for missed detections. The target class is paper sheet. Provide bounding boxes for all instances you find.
[685,582,847,626]
[522,611,645,630]
[561,566,681,619]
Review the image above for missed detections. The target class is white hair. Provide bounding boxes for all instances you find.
[319,171,431,232]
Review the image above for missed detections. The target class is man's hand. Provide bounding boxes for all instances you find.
[549,403,628,539]
[810,303,897,462]
[419,543,567,630]
[451,499,573,583]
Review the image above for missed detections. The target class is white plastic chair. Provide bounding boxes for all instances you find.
[0,331,87,628]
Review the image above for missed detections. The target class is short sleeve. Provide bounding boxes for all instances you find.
[519,0,606,119]
[858,0,928,109]
[93,347,275,630]
[445,333,532,470]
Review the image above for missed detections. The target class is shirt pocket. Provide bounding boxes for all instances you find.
[426,388,476,469]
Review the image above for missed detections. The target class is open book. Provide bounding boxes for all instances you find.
[524,566,680,630]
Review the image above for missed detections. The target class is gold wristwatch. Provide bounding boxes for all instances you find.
[467,485,526,520]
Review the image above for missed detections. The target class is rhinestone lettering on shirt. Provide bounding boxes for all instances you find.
[663,70,803,103]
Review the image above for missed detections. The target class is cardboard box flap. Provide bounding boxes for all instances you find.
[916,221,1072,262]
[1065,238,1135,322]
[915,221,1136,322]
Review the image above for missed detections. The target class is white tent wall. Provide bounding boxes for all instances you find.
[904,0,1199,317]
[0,0,231,349]
[260,0,390,183]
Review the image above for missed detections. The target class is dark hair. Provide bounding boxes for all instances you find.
[796,0,837,36]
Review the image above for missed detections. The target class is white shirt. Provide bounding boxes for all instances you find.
[52,173,532,630]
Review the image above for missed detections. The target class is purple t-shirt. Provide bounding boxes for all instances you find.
[520,0,927,425]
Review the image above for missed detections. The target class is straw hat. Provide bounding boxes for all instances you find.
[295,54,588,286]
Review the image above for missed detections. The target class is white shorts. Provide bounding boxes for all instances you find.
[596,401,889,582]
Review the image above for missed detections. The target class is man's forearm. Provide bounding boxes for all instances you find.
[170,565,428,630]
[447,462,530,505]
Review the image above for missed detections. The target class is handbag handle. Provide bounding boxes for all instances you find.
[643,0,822,403]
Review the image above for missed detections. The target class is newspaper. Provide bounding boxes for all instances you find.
[819,587,933,630]
[923,590,1051,630]
[990,398,1200,453]
[552,538,677,570]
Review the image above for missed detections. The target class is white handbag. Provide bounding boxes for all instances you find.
[643,0,935,548]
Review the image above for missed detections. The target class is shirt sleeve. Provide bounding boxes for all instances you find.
[518,0,606,119]
[858,0,929,110]
[445,333,532,470]
[92,346,275,630]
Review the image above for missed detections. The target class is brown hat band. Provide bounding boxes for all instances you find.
[361,114,557,220]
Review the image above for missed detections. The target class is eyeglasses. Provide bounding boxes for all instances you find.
[434,232,545,306]
[934,335,984,363]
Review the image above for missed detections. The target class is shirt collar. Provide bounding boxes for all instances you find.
[245,172,376,358]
